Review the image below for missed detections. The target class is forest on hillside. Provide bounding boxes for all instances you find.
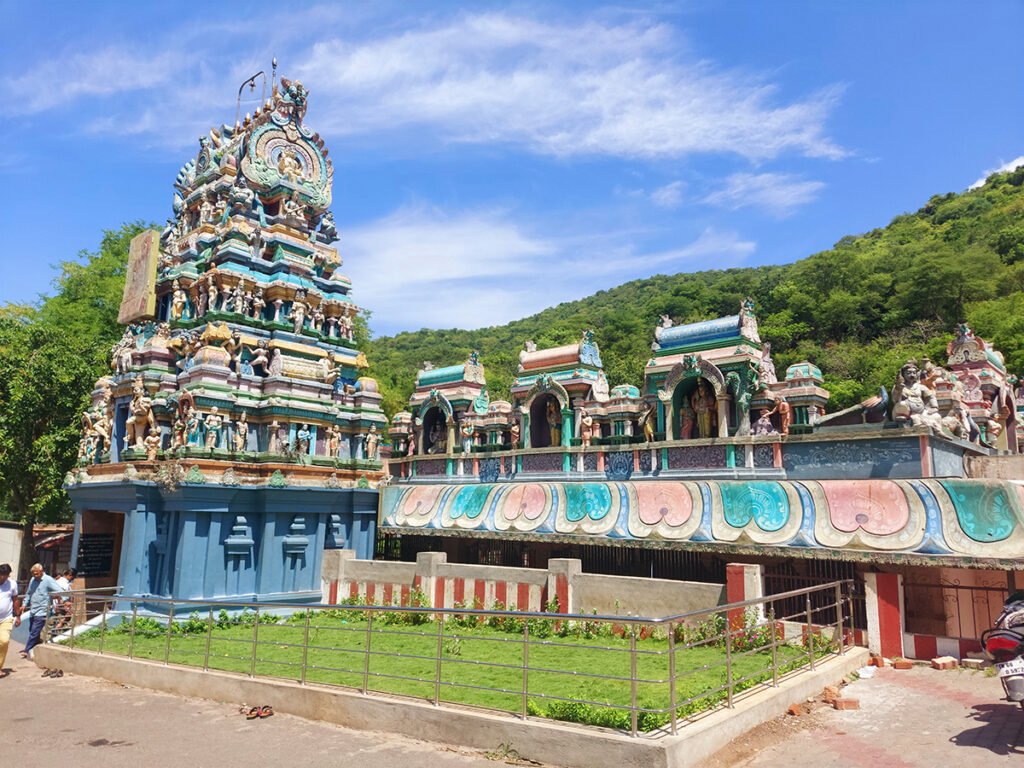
[4,168,1024,526]
[368,168,1024,415]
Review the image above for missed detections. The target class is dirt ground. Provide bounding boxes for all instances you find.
[700,664,1024,767]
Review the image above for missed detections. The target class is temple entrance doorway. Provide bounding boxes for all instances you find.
[421,407,448,454]
[529,394,562,448]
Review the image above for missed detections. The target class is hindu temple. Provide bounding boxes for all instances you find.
[67,76,386,605]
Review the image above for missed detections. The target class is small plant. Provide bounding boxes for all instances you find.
[443,636,463,656]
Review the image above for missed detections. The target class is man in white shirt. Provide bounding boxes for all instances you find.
[0,563,21,677]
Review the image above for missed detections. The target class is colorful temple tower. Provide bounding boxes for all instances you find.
[67,77,385,605]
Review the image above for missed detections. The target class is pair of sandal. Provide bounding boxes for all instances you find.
[41,668,63,678]
[240,705,273,719]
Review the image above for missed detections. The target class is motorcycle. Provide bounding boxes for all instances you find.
[981,591,1024,708]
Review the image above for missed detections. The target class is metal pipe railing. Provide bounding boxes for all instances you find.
[54,580,853,737]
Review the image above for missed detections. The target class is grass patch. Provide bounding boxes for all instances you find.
[72,608,831,732]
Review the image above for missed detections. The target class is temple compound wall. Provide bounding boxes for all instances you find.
[67,78,385,606]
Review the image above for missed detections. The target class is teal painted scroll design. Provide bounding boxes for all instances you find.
[448,484,492,520]
[720,482,790,532]
[939,480,1017,543]
[564,483,612,522]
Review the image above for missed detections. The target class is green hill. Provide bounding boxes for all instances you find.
[368,167,1024,416]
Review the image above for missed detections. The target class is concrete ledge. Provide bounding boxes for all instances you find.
[35,644,868,768]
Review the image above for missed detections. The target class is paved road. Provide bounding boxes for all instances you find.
[703,664,1024,767]
[2,633,504,768]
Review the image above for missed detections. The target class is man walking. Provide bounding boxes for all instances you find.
[0,563,19,677]
[20,563,61,660]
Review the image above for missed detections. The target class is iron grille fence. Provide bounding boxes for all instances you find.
[48,581,853,738]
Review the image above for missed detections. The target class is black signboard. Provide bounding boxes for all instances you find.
[76,533,116,578]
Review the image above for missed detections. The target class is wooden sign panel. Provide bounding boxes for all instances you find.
[117,229,160,324]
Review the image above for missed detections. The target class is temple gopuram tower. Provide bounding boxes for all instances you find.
[67,77,385,605]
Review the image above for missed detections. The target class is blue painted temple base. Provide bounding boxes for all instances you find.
[70,481,378,606]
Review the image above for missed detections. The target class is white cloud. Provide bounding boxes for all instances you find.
[342,206,755,333]
[703,172,824,217]
[650,181,685,209]
[2,10,845,162]
[969,155,1024,190]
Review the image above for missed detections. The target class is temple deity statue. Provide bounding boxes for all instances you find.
[144,428,162,461]
[199,195,215,224]
[320,355,339,386]
[640,403,656,442]
[892,361,944,431]
[327,424,341,457]
[311,305,325,335]
[546,400,562,446]
[752,410,778,436]
[125,376,156,450]
[289,290,308,334]
[319,210,338,243]
[691,382,714,438]
[365,425,381,461]
[768,396,792,436]
[196,276,209,316]
[268,348,284,376]
[185,405,202,446]
[234,412,249,452]
[295,424,312,454]
[509,421,521,449]
[739,297,761,343]
[231,283,246,314]
[460,420,474,453]
[759,342,778,386]
[579,409,594,448]
[207,277,220,313]
[268,420,282,453]
[251,287,266,319]
[278,149,304,182]
[247,340,270,376]
[282,190,304,221]
[170,279,188,321]
[339,309,354,341]
[172,413,185,449]
[679,400,696,440]
[428,422,447,454]
[204,407,223,449]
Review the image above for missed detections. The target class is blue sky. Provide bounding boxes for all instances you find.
[1,1,1022,336]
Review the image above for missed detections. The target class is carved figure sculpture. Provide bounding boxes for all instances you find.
[892,361,944,431]
[327,424,341,458]
[268,348,284,376]
[679,400,696,440]
[510,421,521,450]
[295,424,312,455]
[579,409,594,448]
[460,420,474,453]
[234,412,249,452]
[125,377,155,450]
[231,282,246,314]
[172,413,185,449]
[251,288,266,320]
[278,150,304,182]
[144,428,162,461]
[752,410,777,436]
[365,425,381,461]
[288,291,308,334]
[691,382,714,439]
[310,305,325,335]
[170,279,187,321]
[207,277,220,313]
[204,407,223,449]
[282,190,304,220]
[319,355,338,386]
[546,400,562,446]
[640,403,656,442]
[185,405,202,446]
[199,195,215,224]
[339,310,354,341]
[268,420,282,453]
[759,342,778,386]
[428,422,447,454]
[768,396,792,436]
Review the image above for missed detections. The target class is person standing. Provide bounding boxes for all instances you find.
[20,563,61,660]
[0,563,20,677]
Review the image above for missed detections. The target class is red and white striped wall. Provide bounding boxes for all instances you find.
[903,633,982,661]
[327,574,547,612]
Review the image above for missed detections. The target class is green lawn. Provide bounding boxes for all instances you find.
[71,612,822,731]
